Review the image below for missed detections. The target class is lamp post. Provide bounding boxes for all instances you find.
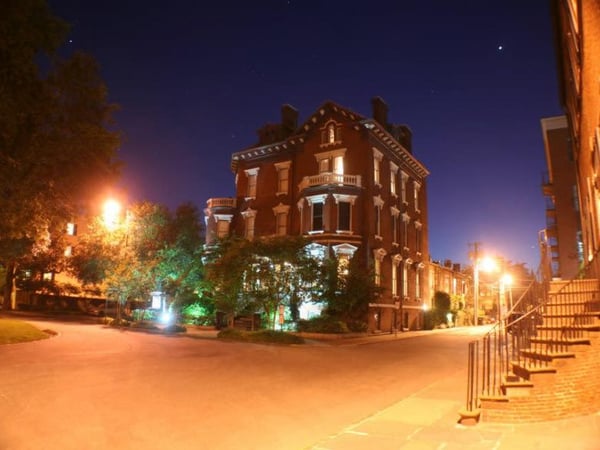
[102,198,127,323]
[473,255,497,326]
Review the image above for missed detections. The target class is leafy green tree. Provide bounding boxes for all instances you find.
[203,237,254,328]
[327,252,379,328]
[69,202,206,318]
[1,0,120,309]
[432,290,451,327]
[244,236,321,329]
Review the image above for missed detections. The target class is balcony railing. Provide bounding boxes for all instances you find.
[206,197,236,209]
[298,173,362,191]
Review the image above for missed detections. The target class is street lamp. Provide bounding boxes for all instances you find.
[102,198,127,323]
[473,256,497,326]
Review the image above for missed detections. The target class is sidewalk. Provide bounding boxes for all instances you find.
[307,328,600,450]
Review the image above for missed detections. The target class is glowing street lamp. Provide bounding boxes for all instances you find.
[102,199,122,231]
[473,255,497,326]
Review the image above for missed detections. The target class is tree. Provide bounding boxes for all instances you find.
[69,202,206,318]
[326,252,380,329]
[203,237,254,328]
[244,236,320,329]
[1,1,120,309]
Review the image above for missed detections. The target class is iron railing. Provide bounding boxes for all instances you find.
[464,247,600,413]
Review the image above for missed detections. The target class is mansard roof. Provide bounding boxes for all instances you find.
[231,100,429,178]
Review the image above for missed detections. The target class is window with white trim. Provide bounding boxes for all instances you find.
[391,206,400,245]
[415,269,421,299]
[374,259,381,286]
[400,171,409,204]
[333,193,356,233]
[315,149,346,175]
[390,162,399,196]
[402,263,408,296]
[245,168,259,199]
[373,248,386,287]
[312,202,324,231]
[391,264,397,296]
[373,195,384,238]
[414,181,421,212]
[373,148,383,186]
[415,220,422,253]
[274,161,291,195]
[321,122,341,145]
[272,203,290,236]
[217,220,230,238]
[242,209,257,240]
[334,155,344,175]
[402,213,410,249]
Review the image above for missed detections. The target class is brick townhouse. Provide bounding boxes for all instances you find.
[205,97,431,331]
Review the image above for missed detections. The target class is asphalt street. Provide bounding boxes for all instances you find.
[0,318,485,450]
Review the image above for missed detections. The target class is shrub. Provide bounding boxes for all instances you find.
[130,321,159,331]
[296,316,349,333]
[217,329,304,345]
[163,324,187,334]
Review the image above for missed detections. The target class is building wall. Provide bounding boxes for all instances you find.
[540,115,583,279]
[554,0,600,263]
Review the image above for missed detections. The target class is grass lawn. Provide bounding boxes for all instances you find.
[0,318,51,344]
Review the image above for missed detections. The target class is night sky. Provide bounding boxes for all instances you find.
[48,0,562,270]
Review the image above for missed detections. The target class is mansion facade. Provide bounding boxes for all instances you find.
[205,98,430,331]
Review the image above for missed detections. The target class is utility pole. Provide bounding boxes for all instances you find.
[469,242,481,326]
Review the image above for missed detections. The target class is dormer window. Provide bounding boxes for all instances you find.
[321,121,341,145]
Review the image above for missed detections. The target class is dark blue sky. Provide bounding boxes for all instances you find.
[49,0,562,270]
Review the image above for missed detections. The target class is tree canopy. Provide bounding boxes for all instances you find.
[1,0,120,308]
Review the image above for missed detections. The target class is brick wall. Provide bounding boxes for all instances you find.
[481,333,600,422]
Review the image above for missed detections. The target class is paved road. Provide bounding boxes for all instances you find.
[0,320,485,450]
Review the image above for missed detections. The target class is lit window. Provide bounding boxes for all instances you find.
[241,209,257,240]
[400,172,408,204]
[334,155,344,175]
[64,245,73,257]
[391,207,400,244]
[245,216,255,240]
[373,195,384,238]
[328,124,335,143]
[402,263,408,296]
[391,264,397,296]
[66,222,77,236]
[414,181,421,212]
[390,162,398,196]
[415,221,422,253]
[373,148,383,186]
[43,272,53,281]
[245,168,259,199]
[319,158,330,173]
[374,259,381,286]
[416,270,421,299]
[402,213,410,249]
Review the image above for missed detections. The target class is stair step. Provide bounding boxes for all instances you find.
[529,337,591,346]
[511,361,556,380]
[519,349,575,361]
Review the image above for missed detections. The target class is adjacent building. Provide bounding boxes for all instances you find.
[205,98,430,331]
[553,0,600,264]
[540,115,583,279]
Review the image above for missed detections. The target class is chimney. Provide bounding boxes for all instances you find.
[281,104,298,135]
[371,96,388,127]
